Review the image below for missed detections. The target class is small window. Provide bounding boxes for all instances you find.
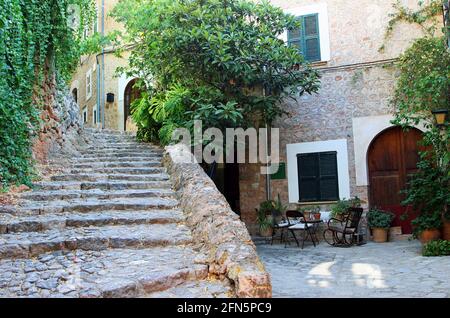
[288,14,321,62]
[297,151,339,202]
[82,107,87,124]
[86,70,92,100]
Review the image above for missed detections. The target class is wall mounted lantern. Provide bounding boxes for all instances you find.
[432,109,448,127]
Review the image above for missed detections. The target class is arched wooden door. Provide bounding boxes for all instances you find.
[124,79,143,131]
[368,126,423,234]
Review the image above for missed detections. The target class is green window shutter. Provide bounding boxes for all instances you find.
[297,153,320,202]
[288,14,321,62]
[297,151,339,202]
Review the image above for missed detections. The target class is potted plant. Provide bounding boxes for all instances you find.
[258,200,275,237]
[412,213,442,244]
[331,197,362,220]
[312,205,321,220]
[257,195,287,237]
[442,208,450,241]
[367,209,395,243]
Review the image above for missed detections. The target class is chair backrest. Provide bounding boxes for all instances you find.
[344,207,363,230]
[285,210,305,225]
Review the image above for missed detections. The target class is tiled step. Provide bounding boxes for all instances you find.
[0,223,192,259]
[21,188,175,201]
[17,197,179,214]
[33,180,172,191]
[0,209,184,234]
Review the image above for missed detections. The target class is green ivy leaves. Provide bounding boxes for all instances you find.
[0,0,94,189]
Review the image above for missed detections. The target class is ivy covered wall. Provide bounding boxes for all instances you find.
[0,0,94,188]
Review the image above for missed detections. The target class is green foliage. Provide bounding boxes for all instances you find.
[367,209,395,229]
[411,213,443,238]
[112,0,320,145]
[423,239,450,256]
[383,0,444,42]
[330,197,362,218]
[0,0,95,189]
[384,1,450,239]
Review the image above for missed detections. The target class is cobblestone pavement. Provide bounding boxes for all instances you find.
[257,240,450,298]
[0,130,232,298]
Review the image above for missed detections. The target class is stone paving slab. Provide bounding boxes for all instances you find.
[0,247,210,298]
[0,209,184,233]
[0,223,192,259]
[257,240,450,298]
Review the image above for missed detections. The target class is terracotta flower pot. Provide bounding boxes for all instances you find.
[419,228,441,244]
[260,227,273,237]
[314,213,321,220]
[442,219,450,241]
[372,228,388,243]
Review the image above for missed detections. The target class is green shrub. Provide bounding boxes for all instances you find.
[330,197,361,218]
[423,240,450,257]
[367,209,395,229]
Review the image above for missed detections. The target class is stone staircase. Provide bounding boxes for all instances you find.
[0,129,232,298]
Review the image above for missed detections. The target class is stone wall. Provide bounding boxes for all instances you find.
[32,67,86,166]
[163,144,272,298]
[238,0,432,233]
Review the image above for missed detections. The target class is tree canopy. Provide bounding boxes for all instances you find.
[112,0,320,144]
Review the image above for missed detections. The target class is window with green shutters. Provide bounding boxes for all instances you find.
[297,151,339,202]
[288,14,321,62]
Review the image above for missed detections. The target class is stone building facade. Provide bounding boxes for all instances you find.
[238,0,433,234]
[70,0,138,132]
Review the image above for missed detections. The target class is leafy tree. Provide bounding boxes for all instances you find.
[0,0,96,189]
[111,0,320,144]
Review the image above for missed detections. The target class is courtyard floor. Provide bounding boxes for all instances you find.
[256,240,450,298]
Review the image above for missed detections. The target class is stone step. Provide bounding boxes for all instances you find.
[80,150,164,156]
[50,173,169,182]
[143,280,233,298]
[0,247,207,297]
[0,223,192,260]
[75,156,163,163]
[69,167,166,175]
[0,209,184,234]
[33,180,172,191]
[17,197,179,215]
[72,161,162,169]
[21,188,175,201]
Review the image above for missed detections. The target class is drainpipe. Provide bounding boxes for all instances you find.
[100,0,105,129]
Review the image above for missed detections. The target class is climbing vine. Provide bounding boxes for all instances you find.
[0,0,95,189]
[384,1,450,230]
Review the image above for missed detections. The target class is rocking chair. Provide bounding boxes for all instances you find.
[323,207,363,247]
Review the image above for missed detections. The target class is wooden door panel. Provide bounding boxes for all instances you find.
[370,175,401,206]
[368,127,423,234]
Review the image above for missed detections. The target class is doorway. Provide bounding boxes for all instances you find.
[124,79,142,131]
[368,126,423,234]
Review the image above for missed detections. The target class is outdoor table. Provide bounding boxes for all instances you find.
[300,219,323,245]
